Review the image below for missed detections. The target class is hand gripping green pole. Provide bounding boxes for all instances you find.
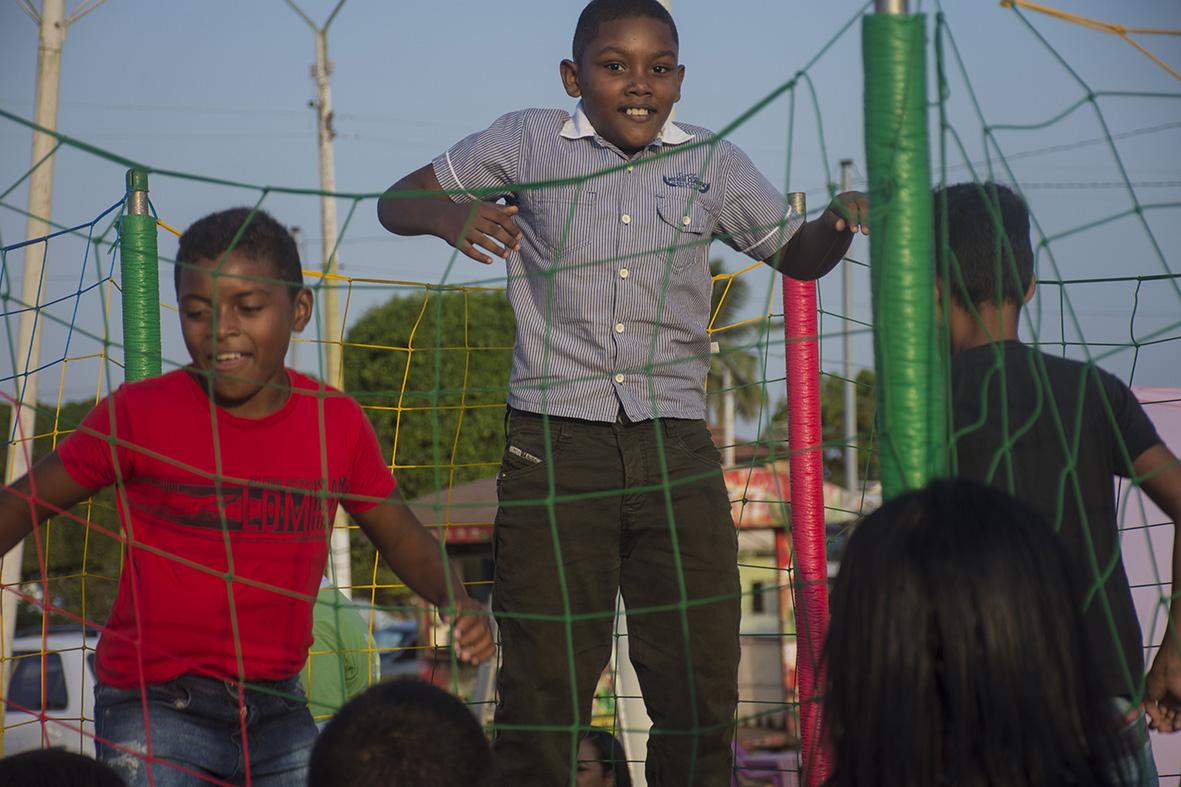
[120,168,162,381]
[863,10,947,497]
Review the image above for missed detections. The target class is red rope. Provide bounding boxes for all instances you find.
[783,274,831,786]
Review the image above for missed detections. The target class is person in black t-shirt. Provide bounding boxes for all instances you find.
[934,183,1181,752]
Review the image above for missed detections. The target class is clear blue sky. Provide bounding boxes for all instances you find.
[1,0,1178,414]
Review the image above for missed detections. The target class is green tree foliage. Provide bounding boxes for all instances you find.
[1,400,122,629]
[343,288,515,499]
[342,288,514,607]
[765,368,878,487]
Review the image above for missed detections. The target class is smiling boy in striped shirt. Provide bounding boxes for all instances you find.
[378,1,866,784]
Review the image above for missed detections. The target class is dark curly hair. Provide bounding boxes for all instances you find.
[175,207,303,295]
[309,678,491,787]
[572,0,678,63]
[933,182,1034,309]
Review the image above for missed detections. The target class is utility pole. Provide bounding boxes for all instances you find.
[839,159,858,496]
[288,225,306,373]
[721,365,736,467]
[3,0,107,720]
[285,0,352,595]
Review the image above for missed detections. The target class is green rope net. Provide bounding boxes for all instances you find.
[0,2,1178,784]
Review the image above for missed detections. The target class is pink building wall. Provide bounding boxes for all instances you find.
[1123,387,1181,783]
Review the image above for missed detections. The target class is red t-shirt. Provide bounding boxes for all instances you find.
[56,368,395,688]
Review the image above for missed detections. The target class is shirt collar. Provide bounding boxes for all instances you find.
[558,101,695,147]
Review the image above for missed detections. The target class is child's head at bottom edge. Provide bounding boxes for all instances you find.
[0,748,125,787]
[308,678,492,787]
[823,477,1130,786]
[578,728,632,787]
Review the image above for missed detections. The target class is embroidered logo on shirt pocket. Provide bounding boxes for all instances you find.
[656,194,718,272]
[662,173,711,193]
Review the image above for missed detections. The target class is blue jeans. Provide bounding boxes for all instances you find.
[94,675,317,787]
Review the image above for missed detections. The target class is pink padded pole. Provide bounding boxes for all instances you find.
[781,192,831,787]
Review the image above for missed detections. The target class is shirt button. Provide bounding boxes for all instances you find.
[626,165,634,173]
[621,214,631,224]
[681,215,691,226]
[614,373,625,384]
[619,268,629,279]
[614,323,625,333]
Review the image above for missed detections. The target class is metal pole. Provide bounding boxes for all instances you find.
[312,27,342,392]
[119,168,162,382]
[721,365,735,467]
[614,594,652,787]
[312,21,352,598]
[288,225,305,372]
[2,0,68,717]
[286,0,352,595]
[839,160,857,496]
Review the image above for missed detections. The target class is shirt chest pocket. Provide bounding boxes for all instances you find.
[656,194,718,272]
[527,188,599,263]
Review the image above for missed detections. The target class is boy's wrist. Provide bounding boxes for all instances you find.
[432,200,466,246]
[434,575,470,608]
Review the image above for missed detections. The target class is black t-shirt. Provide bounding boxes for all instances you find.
[951,341,1161,698]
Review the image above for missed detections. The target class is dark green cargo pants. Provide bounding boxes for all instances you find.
[489,408,741,787]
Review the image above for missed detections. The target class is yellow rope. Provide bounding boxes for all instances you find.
[1002,0,1180,80]
[156,218,183,237]
[710,260,776,335]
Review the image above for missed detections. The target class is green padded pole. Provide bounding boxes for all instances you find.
[863,13,947,497]
[120,168,162,381]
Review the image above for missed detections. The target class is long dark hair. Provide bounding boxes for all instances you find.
[583,728,633,787]
[823,478,1132,787]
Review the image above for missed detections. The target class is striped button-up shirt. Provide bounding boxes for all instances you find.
[432,104,802,423]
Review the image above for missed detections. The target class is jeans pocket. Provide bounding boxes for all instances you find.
[94,681,139,708]
[498,413,567,484]
[145,680,192,711]
[664,418,723,470]
[275,679,309,713]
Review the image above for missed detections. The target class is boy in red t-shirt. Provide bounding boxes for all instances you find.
[0,208,493,786]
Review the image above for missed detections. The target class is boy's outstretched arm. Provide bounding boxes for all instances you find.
[351,488,495,665]
[377,165,521,265]
[1139,443,1181,733]
[0,453,96,557]
[770,191,869,281]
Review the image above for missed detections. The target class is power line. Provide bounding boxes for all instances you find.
[984,120,1181,163]
[0,99,472,130]
[832,121,1181,189]
[1016,180,1181,189]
